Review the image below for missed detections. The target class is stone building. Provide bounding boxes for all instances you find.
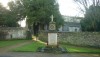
[59,16,82,32]
[62,22,81,32]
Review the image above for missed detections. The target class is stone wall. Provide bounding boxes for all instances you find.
[58,32,100,48]
[39,31,48,42]
[39,32,100,48]
[0,27,27,39]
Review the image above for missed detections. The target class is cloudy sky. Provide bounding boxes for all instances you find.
[58,0,83,17]
[0,0,83,16]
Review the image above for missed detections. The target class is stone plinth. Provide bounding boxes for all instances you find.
[48,33,57,46]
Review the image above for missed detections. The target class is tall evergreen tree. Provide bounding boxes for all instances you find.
[19,0,64,29]
[16,0,64,36]
[81,5,100,31]
[74,0,100,31]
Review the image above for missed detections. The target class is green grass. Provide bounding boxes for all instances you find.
[13,41,100,53]
[13,41,45,52]
[0,40,27,48]
[61,44,100,53]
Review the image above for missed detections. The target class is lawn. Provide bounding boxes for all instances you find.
[13,41,100,53]
[13,41,45,52]
[0,40,28,48]
[61,44,100,53]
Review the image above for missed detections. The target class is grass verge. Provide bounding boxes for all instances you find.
[61,44,100,53]
[13,41,45,52]
[13,41,100,53]
[0,40,28,48]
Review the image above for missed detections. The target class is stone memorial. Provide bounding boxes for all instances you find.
[38,15,66,53]
[48,15,57,46]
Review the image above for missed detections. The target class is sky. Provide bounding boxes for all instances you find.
[0,0,9,6]
[58,0,83,17]
[0,0,83,27]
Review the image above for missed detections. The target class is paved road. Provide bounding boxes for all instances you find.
[0,52,100,57]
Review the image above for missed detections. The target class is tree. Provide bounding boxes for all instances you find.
[81,5,100,31]
[0,3,19,27]
[16,0,64,36]
[74,0,100,31]
[0,2,22,27]
[0,0,64,35]
[74,0,100,14]
[20,0,64,28]
[0,3,6,26]
[8,1,26,21]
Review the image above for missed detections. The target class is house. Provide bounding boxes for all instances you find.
[59,16,82,32]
